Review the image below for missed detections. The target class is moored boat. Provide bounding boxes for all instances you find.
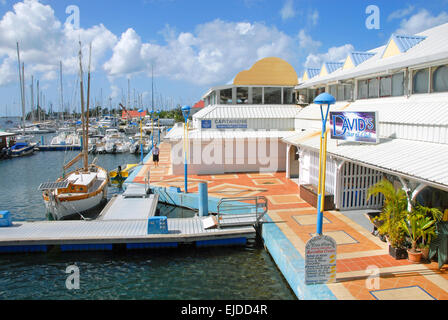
[40,43,108,220]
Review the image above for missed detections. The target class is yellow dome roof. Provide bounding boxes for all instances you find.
[233,57,298,86]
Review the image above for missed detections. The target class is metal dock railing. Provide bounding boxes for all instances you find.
[216,196,268,229]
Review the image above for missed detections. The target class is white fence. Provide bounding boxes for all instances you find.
[339,162,384,210]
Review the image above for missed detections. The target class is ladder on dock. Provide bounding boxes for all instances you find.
[216,196,268,229]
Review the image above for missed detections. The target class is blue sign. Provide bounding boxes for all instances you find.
[330,111,379,144]
[201,120,212,129]
[215,119,247,129]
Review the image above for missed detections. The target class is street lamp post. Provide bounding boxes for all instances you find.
[138,108,144,164]
[313,93,336,236]
[182,105,191,193]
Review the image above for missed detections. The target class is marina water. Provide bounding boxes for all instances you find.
[0,132,295,300]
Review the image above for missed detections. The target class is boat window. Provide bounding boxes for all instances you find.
[220,88,233,104]
[237,87,249,104]
[433,65,448,93]
[252,87,263,104]
[413,68,429,94]
[264,87,281,104]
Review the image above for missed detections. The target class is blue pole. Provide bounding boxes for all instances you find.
[140,115,143,164]
[198,182,208,216]
[316,104,331,235]
[184,118,188,193]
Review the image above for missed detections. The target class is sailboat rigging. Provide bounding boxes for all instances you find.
[40,42,109,220]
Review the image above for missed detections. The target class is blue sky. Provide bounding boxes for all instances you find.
[0,0,447,116]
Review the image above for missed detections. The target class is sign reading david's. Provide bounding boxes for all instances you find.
[330,111,379,144]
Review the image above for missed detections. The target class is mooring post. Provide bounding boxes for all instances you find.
[198,182,208,217]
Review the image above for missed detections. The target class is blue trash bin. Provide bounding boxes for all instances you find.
[0,211,12,227]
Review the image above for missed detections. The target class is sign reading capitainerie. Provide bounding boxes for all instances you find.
[305,235,337,285]
[201,119,248,129]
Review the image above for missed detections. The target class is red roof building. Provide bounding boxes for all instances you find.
[122,110,147,120]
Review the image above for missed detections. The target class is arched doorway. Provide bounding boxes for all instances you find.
[289,145,300,179]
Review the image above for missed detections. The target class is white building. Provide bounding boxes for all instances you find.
[164,57,301,175]
[285,22,448,211]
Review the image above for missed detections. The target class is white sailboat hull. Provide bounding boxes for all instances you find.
[44,186,107,220]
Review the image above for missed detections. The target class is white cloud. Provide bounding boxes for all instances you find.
[396,9,448,35]
[104,19,298,86]
[304,44,354,68]
[0,0,117,86]
[308,9,319,26]
[388,5,415,21]
[280,0,295,21]
[298,29,321,51]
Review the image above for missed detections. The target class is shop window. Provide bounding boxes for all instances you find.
[392,73,404,96]
[329,85,337,99]
[253,87,262,104]
[368,78,379,98]
[380,76,392,97]
[358,80,368,99]
[237,87,249,104]
[220,88,233,104]
[433,65,448,93]
[337,85,344,101]
[264,87,282,104]
[283,88,294,104]
[344,84,353,101]
[413,68,429,94]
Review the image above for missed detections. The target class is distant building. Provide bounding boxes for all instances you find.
[165,57,301,175]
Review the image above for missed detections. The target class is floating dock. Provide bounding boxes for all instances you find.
[0,184,257,253]
[37,145,82,151]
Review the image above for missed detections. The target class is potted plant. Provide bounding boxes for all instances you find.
[367,179,408,259]
[402,206,442,263]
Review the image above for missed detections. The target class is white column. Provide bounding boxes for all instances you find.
[286,144,291,179]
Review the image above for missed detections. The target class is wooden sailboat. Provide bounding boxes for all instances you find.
[40,43,108,220]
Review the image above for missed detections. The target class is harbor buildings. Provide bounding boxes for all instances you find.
[286,22,448,211]
[164,57,301,175]
[164,22,448,214]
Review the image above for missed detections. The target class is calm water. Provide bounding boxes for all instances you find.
[0,136,295,300]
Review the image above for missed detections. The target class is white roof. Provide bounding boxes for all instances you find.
[193,104,301,119]
[165,126,295,141]
[284,130,448,190]
[298,23,448,88]
[296,92,448,126]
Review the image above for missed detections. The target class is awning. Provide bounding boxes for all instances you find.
[284,130,448,191]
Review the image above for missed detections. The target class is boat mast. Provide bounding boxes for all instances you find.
[78,42,88,172]
[30,76,34,123]
[86,43,92,163]
[59,61,64,122]
[16,42,25,136]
